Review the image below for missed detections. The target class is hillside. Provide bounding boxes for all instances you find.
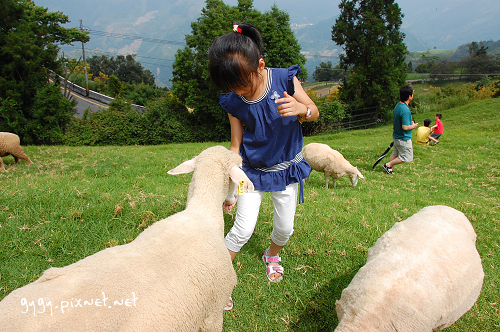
[34,0,500,86]
[452,39,500,61]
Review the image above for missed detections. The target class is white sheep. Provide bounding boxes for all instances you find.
[335,205,484,332]
[0,132,32,172]
[302,143,363,188]
[0,145,254,332]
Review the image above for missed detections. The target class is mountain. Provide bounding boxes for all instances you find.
[34,0,500,85]
[397,0,500,50]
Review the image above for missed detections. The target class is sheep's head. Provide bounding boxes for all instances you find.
[225,163,255,204]
[349,167,364,187]
[167,146,254,206]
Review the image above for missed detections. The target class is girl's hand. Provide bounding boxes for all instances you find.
[223,195,238,210]
[275,91,301,117]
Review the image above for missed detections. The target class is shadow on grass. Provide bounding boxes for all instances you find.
[290,268,360,332]
[222,210,361,331]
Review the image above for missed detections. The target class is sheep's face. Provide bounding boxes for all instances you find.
[224,153,254,204]
[350,168,364,187]
[168,145,253,206]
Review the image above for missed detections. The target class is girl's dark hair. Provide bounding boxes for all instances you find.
[208,22,263,92]
[399,85,414,102]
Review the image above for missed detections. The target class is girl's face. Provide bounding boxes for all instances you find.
[232,82,255,99]
[231,58,266,99]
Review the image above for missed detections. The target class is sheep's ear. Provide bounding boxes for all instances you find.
[228,165,254,192]
[167,158,197,175]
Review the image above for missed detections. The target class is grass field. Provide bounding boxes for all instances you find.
[406,73,431,80]
[1,98,499,331]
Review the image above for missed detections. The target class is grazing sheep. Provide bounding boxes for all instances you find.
[302,143,363,188]
[0,132,32,172]
[0,145,254,332]
[335,205,484,332]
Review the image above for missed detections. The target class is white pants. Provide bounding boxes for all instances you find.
[225,182,298,253]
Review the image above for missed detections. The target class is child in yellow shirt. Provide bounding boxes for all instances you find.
[415,118,439,145]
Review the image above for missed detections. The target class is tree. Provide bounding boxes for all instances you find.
[460,53,499,80]
[468,41,489,58]
[407,61,413,73]
[415,62,432,73]
[0,0,88,143]
[87,54,155,86]
[331,0,407,112]
[171,0,306,142]
[429,60,456,81]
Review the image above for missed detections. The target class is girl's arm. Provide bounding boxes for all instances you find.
[223,114,243,211]
[276,76,319,122]
[228,114,243,154]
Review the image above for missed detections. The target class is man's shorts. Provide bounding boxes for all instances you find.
[392,139,413,162]
[430,133,441,140]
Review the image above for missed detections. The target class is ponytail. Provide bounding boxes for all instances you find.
[232,22,262,55]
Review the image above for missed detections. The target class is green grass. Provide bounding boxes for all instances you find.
[303,82,337,92]
[406,73,430,80]
[1,99,500,331]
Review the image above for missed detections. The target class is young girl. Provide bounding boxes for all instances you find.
[208,22,319,310]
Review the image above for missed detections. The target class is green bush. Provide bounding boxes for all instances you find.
[302,99,346,136]
[411,80,499,115]
[64,98,143,146]
[1,84,76,145]
[63,95,195,146]
[0,97,24,138]
[493,80,500,98]
[142,96,196,144]
[21,85,76,144]
[121,83,168,107]
[68,72,98,92]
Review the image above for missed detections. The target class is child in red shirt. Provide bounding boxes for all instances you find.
[430,113,443,145]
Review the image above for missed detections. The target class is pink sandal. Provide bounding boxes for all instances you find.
[262,248,284,283]
[224,296,233,311]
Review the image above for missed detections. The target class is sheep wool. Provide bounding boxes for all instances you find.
[302,143,363,188]
[0,132,32,172]
[0,145,254,332]
[335,205,484,332]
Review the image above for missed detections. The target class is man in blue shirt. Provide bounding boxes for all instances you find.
[383,85,418,174]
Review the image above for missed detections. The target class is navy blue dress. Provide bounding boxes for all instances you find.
[220,65,311,193]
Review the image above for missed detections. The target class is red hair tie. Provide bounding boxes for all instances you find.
[233,24,242,34]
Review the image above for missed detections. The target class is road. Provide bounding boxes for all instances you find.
[51,78,110,117]
[61,87,109,117]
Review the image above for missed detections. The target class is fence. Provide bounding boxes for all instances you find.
[407,73,500,85]
[305,105,380,137]
[343,106,380,130]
